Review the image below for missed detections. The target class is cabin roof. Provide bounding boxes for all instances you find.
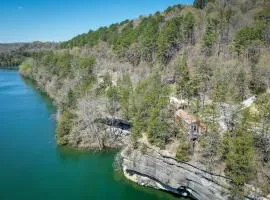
[175,109,197,124]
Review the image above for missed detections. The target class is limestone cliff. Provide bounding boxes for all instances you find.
[121,145,270,200]
[121,145,231,200]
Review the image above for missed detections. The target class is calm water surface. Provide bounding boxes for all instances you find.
[0,70,183,200]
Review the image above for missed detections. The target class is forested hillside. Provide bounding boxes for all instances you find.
[0,42,59,67]
[19,0,270,199]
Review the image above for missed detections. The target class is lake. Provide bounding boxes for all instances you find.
[0,69,182,200]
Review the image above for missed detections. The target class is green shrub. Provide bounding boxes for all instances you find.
[233,26,264,55]
[19,59,34,77]
[176,141,190,162]
[223,129,255,197]
[113,21,137,56]
[193,0,208,9]
[139,15,163,62]
[130,75,170,146]
[203,18,219,54]
[157,16,183,64]
[140,143,148,154]
[79,57,95,71]
[56,110,73,145]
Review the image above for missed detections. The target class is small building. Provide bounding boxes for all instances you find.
[169,97,188,109]
[175,109,206,140]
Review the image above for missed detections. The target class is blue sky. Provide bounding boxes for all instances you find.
[0,0,193,43]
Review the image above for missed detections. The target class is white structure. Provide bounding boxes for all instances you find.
[169,97,188,109]
[241,96,256,109]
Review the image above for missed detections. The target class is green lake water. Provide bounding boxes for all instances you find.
[0,69,183,200]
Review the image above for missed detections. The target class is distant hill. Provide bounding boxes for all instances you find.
[0,42,59,68]
[0,43,26,54]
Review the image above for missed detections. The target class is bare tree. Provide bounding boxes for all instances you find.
[76,95,106,150]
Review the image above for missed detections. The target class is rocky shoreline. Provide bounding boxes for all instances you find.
[121,145,230,200]
[120,145,270,200]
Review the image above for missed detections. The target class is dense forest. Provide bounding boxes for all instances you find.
[19,0,270,199]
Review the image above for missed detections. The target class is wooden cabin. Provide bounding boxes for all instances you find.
[175,109,206,140]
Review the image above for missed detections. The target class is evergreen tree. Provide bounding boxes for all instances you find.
[183,12,196,44]
[139,15,163,62]
[130,75,170,147]
[157,16,183,64]
[255,93,270,162]
[203,18,219,55]
[223,111,255,198]
[193,0,208,9]
[176,52,199,102]
[56,110,73,145]
[176,52,190,99]
[235,69,247,102]
[118,74,133,120]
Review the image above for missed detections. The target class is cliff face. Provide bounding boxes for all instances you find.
[121,145,230,200]
[121,144,270,200]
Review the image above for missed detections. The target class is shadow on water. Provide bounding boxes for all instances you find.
[56,145,192,199]
[56,145,118,161]
[114,170,194,200]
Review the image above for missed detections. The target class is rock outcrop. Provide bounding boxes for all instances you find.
[121,145,270,200]
[121,145,232,200]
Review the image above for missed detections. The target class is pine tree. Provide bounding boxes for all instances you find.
[176,52,190,99]
[157,16,183,65]
[223,111,255,198]
[118,74,133,120]
[183,12,196,44]
[176,52,199,103]
[193,0,208,9]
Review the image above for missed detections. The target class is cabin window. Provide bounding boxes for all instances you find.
[191,124,197,131]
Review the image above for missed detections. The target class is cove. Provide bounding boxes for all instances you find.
[0,69,183,200]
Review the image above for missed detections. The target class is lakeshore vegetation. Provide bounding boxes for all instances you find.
[19,0,270,198]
